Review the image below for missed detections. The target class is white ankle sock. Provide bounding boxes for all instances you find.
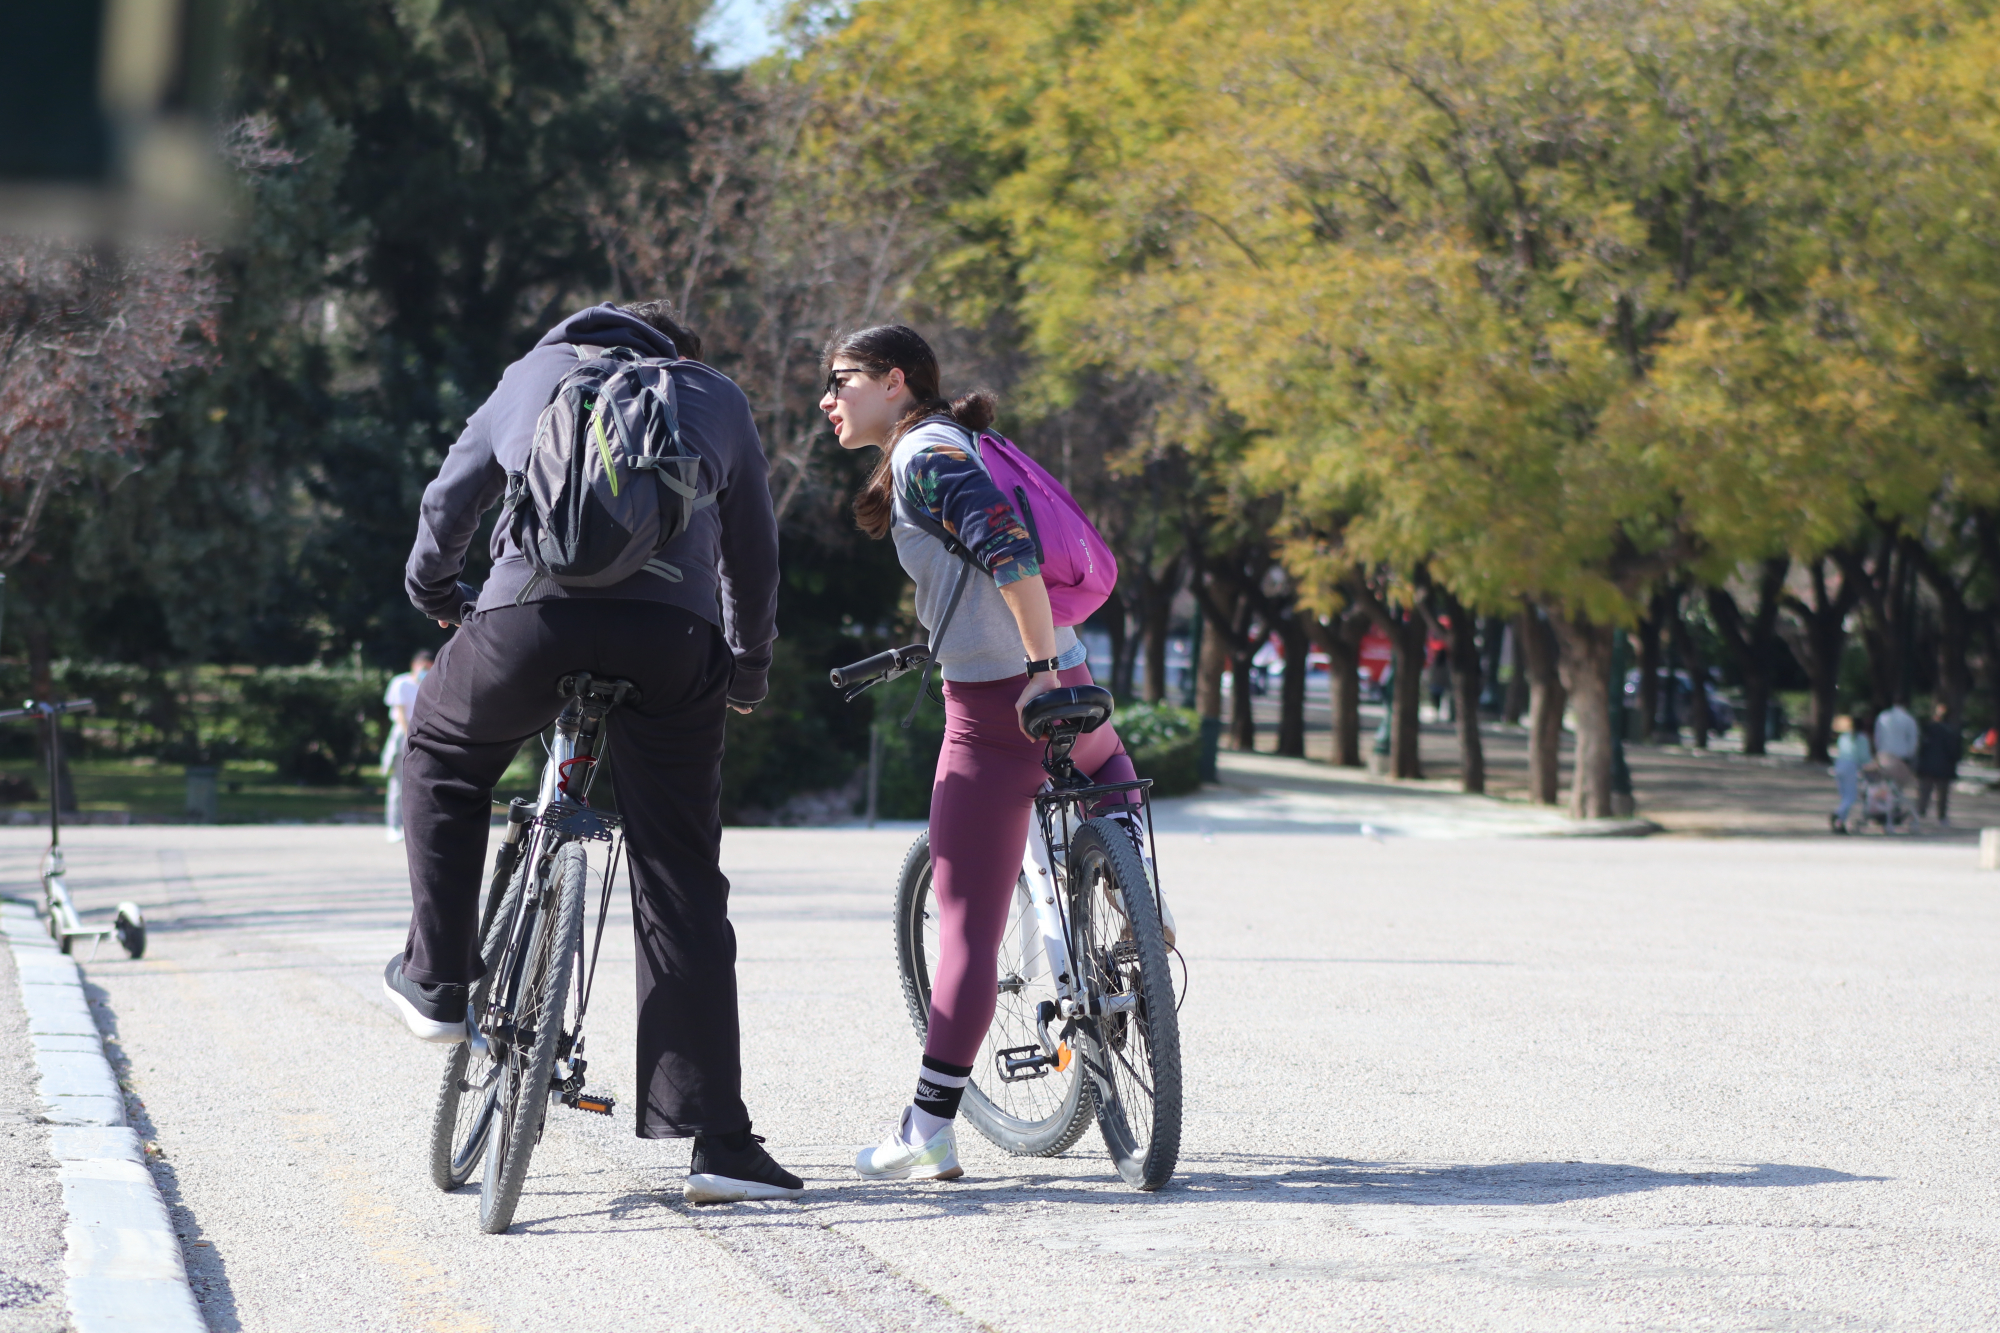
[904,1104,953,1146]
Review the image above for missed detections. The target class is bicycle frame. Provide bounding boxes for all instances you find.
[478,674,632,1114]
[999,723,1160,1076]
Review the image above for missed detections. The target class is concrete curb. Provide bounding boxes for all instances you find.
[2,899,203,1333]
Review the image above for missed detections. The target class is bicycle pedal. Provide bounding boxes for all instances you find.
[561,1089,616,1116]
[996,1044,1055,1083]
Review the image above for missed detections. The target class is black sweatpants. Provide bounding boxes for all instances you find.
[400,599,746,1139]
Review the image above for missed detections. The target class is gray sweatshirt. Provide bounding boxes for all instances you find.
[403,305,780,704]
[890,419,1079,682]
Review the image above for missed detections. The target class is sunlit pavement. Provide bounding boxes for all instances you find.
[4,824,1997,1331]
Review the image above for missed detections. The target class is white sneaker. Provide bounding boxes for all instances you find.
[853,1113,963,1181]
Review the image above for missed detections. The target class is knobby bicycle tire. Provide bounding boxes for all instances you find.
[1069,818,1182,1191]
[478,841,587,1233]
[893,833,1095,1157]
[428,836,531,1191]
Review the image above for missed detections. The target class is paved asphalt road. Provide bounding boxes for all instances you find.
[3,823,1996,1331]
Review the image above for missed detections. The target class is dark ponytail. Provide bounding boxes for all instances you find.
[825,324,997,539]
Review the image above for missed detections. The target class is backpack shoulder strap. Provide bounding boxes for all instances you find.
[891,420,991,569]
[889,418,993,728]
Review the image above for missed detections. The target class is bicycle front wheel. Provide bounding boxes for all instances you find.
[1069,818,1182,1191]
[894,833,1095,1157]
[478,841,587,1233]
[429,834,531,1191]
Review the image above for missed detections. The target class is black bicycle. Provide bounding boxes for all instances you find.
[428,673,631,1233]
[831,646,1183,1190]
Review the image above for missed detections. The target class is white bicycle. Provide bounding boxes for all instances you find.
[832,646,1183,1190]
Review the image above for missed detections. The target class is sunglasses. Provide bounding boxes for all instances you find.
[823,367,871,397]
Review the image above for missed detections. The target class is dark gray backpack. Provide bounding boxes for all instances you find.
[502,344,713,601]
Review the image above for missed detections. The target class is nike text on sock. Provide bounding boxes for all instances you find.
[913,1053,973,1122]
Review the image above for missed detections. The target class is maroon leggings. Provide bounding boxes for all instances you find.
[924,665,1136,1068]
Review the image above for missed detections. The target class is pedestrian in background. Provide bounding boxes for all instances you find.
[1916,702,1960,827]
[381,648,434,844]
[1873,699,1918,788]
[1831,713,1871,834]
[1425,644,1451,722]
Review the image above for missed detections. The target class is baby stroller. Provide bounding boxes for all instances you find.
[1856,764,1914,835]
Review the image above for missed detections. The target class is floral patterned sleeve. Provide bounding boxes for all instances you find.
[902,439,1043,586]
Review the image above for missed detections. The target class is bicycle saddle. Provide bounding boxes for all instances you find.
[556,672,642,706]
[1022,684,1114,739]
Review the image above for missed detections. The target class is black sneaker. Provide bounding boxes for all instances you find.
[381,953,468,1044]
[685,1126,805,1204]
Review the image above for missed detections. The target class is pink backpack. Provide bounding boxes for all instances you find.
[973,431,1118,626]
[900,425,1118,628]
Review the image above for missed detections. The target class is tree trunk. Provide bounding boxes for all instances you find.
[1433,588,1485,793]
[1636,592,1666,742]
[1502,622,1528,725]
[1347,570,1427,779]
[1389,620,1424,779]
[1779,558,1855,765]
[1669,591,1711,749]
[1276,614,1309,758]
[1985,617,2000,743]
[1708,557,1787,757]
[1134,555,1183,704]
[1797,625,1841,764]
[1838,536,1905,713]
[1102,589,1132,702]
[1310,611,1366,768]
[1552,614,1616,820]
[1196,611,1225,722]
[1934,588,1971,725]
[1518,608,1565,805]
[1479,616,1506,716]
[1141,598,1172,704]
[1228,646,1257,751]
[1907,542,1972,726]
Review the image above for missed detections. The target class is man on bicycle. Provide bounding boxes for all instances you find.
[379,300,802,1203]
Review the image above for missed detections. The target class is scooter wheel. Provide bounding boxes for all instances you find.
[113,903,145,960]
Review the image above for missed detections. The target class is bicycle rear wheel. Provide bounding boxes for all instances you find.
[1069,818,1182,1191]
[428,834,531,1191]
[478,841,587,1233]
[894,833,1094,1157]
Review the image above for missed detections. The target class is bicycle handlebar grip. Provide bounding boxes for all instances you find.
[829,650,900,691]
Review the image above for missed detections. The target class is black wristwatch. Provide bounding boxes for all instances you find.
[1023,655,1064,675]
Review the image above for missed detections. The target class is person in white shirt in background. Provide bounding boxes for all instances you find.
[1872,700,1919,788]
[382,649,434,843]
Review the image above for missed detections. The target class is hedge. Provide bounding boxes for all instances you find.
[1113,701,1203,797]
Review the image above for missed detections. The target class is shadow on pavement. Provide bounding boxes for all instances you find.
[1172,1154,1886,1204]
[459,1154,1886,1240]
[802,1153,1884,1214]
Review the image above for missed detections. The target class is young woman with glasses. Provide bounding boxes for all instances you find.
[820,325,1140,1182]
